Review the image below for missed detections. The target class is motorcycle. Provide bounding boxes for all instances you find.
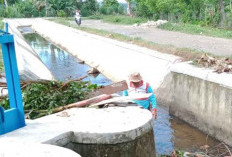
[75,14,81,26]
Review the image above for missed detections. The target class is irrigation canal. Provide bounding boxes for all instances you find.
[23,33,219,155]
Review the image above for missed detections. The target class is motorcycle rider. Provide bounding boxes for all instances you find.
[75,9,81,26]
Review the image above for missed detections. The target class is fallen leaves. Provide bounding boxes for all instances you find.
[197,53,232,74]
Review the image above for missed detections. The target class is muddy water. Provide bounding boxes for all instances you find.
[24,33,111,86]
[23,33,219,156]
[155,106,219,155]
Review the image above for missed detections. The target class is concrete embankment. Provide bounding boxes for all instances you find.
[4,19,54,80]
[167,62,232,146]
[30,18,180,89]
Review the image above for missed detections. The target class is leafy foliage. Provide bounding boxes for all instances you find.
[158,22,232,39]
[57,10,66,17]
[16,1,40,17]
[81,0,98,16]
[48,0,76,17]
[101,15,147,25]
[134,0,232,28]
[0,80,98,119]
[99,0,124,15]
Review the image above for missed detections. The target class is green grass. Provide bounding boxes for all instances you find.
[158,22,232,39]
[49,15,148,25]
[51,18,210,61]
[84,15,148,25]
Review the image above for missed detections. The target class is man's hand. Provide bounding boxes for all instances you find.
[152,108,157,119]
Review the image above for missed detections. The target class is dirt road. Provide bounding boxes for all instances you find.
[80,20,232,57]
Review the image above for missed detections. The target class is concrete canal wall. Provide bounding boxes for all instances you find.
[167,62,232,146]
[5,19,54,80]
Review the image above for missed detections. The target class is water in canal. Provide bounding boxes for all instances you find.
[23,33,111,86]
[23,33,219,156]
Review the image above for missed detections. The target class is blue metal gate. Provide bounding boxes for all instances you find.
[0,23,25,135]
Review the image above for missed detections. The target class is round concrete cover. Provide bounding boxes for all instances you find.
[0,143,81,157]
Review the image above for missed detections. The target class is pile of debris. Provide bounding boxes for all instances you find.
[196,53,232,74]
[169,142,232,157]
[132,20,168,28]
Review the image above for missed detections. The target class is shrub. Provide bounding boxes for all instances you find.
[0,5,6,17]
[81,0,98,17]
[81,4,92,16]
[57,10,66,17]
[17,1,40,17]
[5,5,23,18]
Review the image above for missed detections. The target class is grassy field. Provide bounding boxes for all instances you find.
[52,15,232,39]
[83,15,232,39]
[158,22,232,39]
[84,15,232,39]
[50,18,210,61]
[53,15,148,25]
[85,15,148,25]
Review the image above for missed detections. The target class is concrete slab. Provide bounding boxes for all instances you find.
[0,107,154,156]
[171,62,232,88]
[0,107,153,145]
[0,143,81,157]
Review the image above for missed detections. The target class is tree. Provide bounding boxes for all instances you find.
[125,0,133,16]
[100,0,120,15]
[230,0,232,12]
[81,0,98,16]
[218,0,226,27]
[48,0,76,16]
[4,0,8,7]
[102,0,119,7]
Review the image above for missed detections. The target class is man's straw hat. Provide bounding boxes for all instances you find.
[129,72,142,82]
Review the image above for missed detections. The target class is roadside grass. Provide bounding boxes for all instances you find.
[49,15,147,25]
[84,15,232,39]
[50,18,209,61]
[158,22,232,39]
[89,15,148,25]
[82,14,147,25]
[52,15,232,39]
